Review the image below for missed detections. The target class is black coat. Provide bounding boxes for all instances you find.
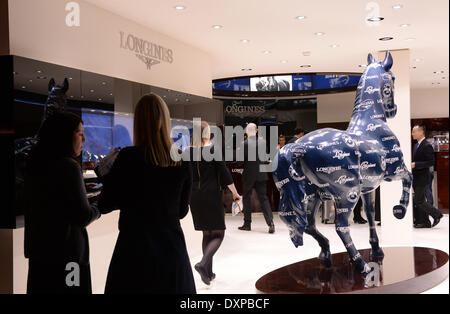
[239,136,269,188]
[412,140,435,186]
[98,146,196,294]
[24,157,100,264]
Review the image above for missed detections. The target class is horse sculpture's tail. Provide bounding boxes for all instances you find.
[273,144,309,247]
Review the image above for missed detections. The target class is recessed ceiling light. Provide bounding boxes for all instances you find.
[379,37,394,41]
[393,4,403,9]
[330,44,339,48]
[400,24,410,28]
[68,77,73,80]
[185,99,190,102]
[281,60,288,64]
[174,5,185,10]
[411,66,417,69]
[175,98,179,102]
[36,70,42,74]
[368,17,384,22]
[28,79,33,83]
[101,82,107,85]
[302,51,311,56]
[263,50,271,54]
[21,86,26,89]
[300,65,311,68]
[240,39,250,43]
[98,98,103,101]
[90,89,95,92]
[212,25,223,29]
[415,58,422,62]
[110,93,113,96]
[295,16,307,20]
[81,95,84,99]
[315,32,325,36]
[70,95,74,98]
[37,76,47,80]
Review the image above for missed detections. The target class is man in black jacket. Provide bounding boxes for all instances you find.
[288,127,305,144]
[411,125,443,228]
[238,123,275,233]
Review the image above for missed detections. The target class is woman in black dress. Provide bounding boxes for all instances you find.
[189,121,241,285]
[25,112,100,294]
[98,93,196,294]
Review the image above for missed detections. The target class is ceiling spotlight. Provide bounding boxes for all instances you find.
[330,44,339,48]
[240,39,250,43]
[315,32,325,36]
[368,17,384,22]
[295,16,307,20]
[300,65,311,68]
[212,25,223,29]
[263,50,271,54]
[101,82,107,85]
[379,37,394,41]
[90,89,95,93]
[174,5,186,10]
[98,98,103,101]
[36,70,42,74]
[400,24,410,28]
[21,86,26,89]
[392,4,403,9]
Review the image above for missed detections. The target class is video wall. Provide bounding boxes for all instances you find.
[214,74,361,93]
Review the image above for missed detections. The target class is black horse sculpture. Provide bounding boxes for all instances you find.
[14,78,69,213]
[273,51,412,274]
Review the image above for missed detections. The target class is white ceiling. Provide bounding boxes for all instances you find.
[85,0,449,89]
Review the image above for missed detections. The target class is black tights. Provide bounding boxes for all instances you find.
[199,230,225,277]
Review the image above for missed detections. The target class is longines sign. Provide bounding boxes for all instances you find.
[120,31,174,70]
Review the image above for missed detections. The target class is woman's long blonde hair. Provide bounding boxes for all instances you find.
[134,93,179,167]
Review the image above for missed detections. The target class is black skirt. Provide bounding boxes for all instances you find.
[190,187,226,231]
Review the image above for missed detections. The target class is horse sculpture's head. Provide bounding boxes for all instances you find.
[366,51,397,119]
[45,78,69,119]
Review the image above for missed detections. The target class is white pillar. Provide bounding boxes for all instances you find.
[377,49,413,246]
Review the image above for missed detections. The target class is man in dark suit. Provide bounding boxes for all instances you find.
[288,128,305,144]
[411,125,443,228]
[238,123,275,233]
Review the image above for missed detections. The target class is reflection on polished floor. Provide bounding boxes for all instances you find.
[11,213,449,294]
[192,214,449,294]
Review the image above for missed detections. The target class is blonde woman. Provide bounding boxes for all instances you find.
[189,121,241,285]
[98,93,195,294]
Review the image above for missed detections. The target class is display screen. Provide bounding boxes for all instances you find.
[312,74,360,90]
[292,75,313,91]
[250,75,293,92]
[213,78,250,91]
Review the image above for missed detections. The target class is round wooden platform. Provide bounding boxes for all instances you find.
[255,247,448,294]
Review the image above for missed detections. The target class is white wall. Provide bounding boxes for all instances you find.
[8,0,212,98]
[317,88,449,124]
[411,88,449,119]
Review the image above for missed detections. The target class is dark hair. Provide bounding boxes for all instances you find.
[294,128,305,135]
[28,112,82,172]
[415,124,427,136]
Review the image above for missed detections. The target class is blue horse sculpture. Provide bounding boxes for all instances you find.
[273,51,413,274]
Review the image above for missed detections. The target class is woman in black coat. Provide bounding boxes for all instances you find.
[24,112,100,294]
[98,93,196,294]
[189,121,241,285]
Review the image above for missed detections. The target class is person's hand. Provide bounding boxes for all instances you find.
[411,162,415,169]
[233,193,242,202]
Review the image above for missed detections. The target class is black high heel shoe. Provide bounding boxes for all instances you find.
[195,263,211,285]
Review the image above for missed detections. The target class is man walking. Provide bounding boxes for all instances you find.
[411,125,443,228]
[238,123,275,233]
